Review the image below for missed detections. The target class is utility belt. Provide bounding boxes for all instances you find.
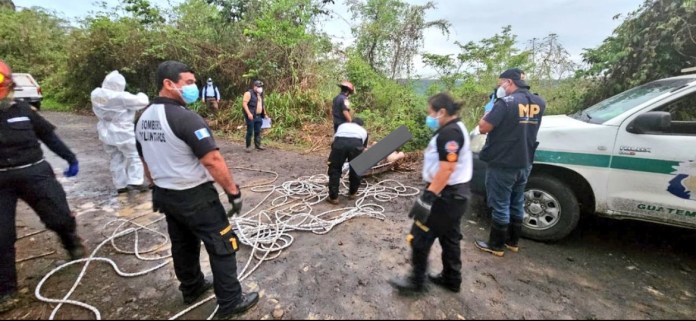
[425,182,471,200]
[334,137,363,145]
[0,158,45,172]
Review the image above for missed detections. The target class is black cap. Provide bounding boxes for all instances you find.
[253,80,264,87]
[499,68,529,88]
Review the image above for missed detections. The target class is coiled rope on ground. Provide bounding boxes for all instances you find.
[34,166,419,320]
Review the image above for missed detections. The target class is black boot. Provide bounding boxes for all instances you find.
[506,219,523,253]
[0,293,18,313]
[61,233,87,261]
[428,273,460,293]
[388,276,427,295]
[182,276,213,305]
[213,292,259,320]
[475,223,507,257]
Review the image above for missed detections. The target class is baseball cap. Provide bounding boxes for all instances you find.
[499,68,529,88]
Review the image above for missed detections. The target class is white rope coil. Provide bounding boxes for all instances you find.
[34,167,419,320]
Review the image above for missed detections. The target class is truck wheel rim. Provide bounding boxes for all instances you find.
[523,189,561,231]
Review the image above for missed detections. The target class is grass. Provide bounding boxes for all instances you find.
[40,97,73,112]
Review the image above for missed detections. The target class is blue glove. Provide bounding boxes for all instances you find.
[64,162,79,177]
[484,95,495,113]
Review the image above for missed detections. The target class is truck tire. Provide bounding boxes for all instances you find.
[521,174,580,241]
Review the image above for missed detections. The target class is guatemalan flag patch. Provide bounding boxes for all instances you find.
[194,128,211,140]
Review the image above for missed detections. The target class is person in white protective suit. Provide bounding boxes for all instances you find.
[91,71,150,194]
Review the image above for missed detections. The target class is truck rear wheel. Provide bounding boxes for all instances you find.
[522,174,580,241]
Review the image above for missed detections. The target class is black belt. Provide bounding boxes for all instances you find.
[0,159,45,172]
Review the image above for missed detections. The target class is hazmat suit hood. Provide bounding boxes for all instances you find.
[102,70,127,92]
[91,70,149,146]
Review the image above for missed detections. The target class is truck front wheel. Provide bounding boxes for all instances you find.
[522,174,581,241]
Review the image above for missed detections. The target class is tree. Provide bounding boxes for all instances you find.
[0,0,15,11]
[526,33,578,84]
[580,0,696,104]
[348,0,449,79]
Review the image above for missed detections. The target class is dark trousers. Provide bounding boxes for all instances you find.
[245,116,263,148]
[0,161,79,296]
[327,137,364,199]
[410,194,468,285]
[153,182,242,314]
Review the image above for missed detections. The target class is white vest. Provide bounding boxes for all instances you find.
[334,122,368,144]
[422,122,473,185]
[136,104,212,190]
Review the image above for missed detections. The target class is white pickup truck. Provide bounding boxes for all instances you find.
[471,75,696,241]
[12,73,43,110]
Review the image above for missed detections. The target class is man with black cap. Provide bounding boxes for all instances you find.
[475,68,546,257]
[242,80,268,152]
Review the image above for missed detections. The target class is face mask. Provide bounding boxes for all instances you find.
[426,112,442,130]
[496,84,507,99]
[255,87,263,94]
[177,84,199,105]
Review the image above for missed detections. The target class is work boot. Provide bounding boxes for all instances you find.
[428,273,461,293]
[0,293,19,313]
[348,193,358,200]
[505,220,523,253]
[475,223,507,257]
[213,292,259,320]
[183,277,213,305]
[388,276,427,295]
[127,183,150,193]
[245,146,252,153]
[326,197,339,205]
[62,234,87,261]
[255,145,266,151]
[117,187,129,194]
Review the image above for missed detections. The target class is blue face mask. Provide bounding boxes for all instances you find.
[426,115,441,130]
[178,84,199,105]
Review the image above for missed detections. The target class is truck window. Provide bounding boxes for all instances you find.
[653,91,696,135]
[575,78,695,124]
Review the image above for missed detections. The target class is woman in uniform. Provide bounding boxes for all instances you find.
[389,93,473,294]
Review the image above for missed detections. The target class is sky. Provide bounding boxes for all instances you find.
[15,0,642,77]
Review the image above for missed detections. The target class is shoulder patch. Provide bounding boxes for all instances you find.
[194,128,211,140]
[502,96,515,103]
[7,116,30,123]
[445,140,459,154]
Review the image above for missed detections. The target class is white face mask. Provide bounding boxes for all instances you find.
[255,87,263,94]
[496,86,506,99]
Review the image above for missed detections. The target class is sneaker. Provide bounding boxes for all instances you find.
[255,146,266,151]
[245,147,252,153]
[0,293,19,313]
[213,292,259,319]
[348,193,358,200]
[326,197,339,205]
[183,277,214,305]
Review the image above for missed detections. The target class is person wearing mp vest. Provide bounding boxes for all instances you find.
[475,68,546,257]
[135,61,258,319]
[389,93,472,295]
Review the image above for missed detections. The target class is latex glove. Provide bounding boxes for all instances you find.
[408,190,438,223]
[64,162,79,177]
[226,185,243,217]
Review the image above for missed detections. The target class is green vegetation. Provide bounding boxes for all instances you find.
[1,0,694,151]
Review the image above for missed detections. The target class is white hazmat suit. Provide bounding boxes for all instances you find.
[91,71,149,191]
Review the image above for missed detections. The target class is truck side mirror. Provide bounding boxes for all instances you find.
[627,111,671,134]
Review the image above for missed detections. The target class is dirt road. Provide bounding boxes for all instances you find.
[2,111,695,320]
